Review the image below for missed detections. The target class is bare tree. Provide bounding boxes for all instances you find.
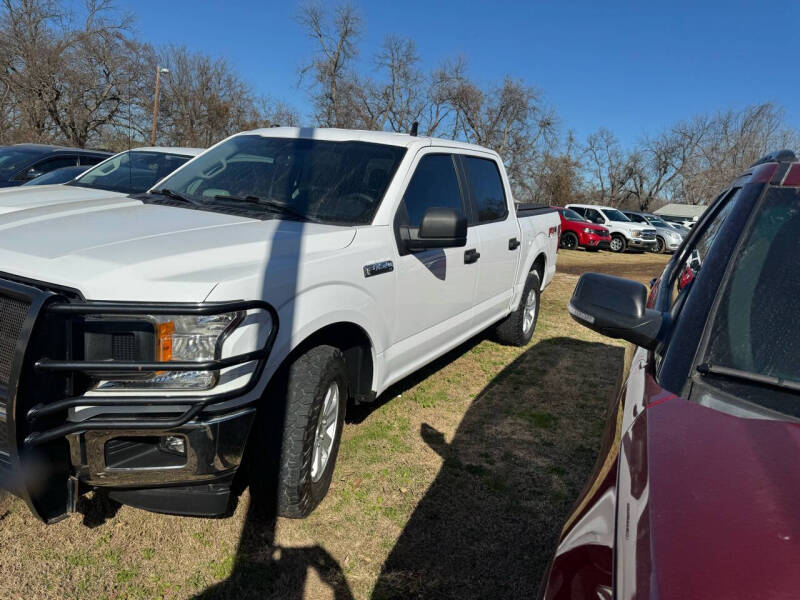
[297,2,362,128]
[583,128,630,206]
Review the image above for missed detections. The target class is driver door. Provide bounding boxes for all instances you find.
[384,151,479,383]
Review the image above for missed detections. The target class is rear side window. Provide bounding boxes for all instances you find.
[398,154,463,228]
[584,208,604,224]
[462,156,507,223]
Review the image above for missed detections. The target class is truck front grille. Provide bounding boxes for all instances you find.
[0,295,30,387]
[642,230,657,240]
[0,292,30,464]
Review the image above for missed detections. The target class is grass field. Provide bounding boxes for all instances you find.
[0,249,670,600]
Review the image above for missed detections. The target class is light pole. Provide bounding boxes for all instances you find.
[150,66,169,146]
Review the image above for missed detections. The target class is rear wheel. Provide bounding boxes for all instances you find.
[248,345,347,519]
[561,231,579,250]
[495,271,541,346]
[609,234,627,253]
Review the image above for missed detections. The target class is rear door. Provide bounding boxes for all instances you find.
[460,154,520,326]
[386,151,479,381]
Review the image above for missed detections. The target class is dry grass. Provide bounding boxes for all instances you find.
[0,249,669,600]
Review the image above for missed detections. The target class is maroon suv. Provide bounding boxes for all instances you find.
[554,206,611,251]
[540,150,800,599]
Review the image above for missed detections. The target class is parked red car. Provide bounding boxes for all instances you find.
[554,206,611,251]
[541,150,800,599]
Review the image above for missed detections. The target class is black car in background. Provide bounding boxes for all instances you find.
[0,144,110,187]
[22,165,90,186]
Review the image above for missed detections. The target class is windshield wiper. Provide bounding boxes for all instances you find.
[153,188,199,205]
[212,194,320,223]
[697,363,800,393]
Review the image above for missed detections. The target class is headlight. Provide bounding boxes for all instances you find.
[88,311,245,391]
[632,230,642,238]
[583,227,594,234]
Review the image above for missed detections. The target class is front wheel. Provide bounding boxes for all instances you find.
[609,234,627,253]
[654,236,666,253]
[495,271,541,346]
[248,345,348,519]
[560,231,579,250]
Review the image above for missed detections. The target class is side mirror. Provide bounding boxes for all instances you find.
[405,207,467,250]
[24,168,42,181]
[568,272,663,349]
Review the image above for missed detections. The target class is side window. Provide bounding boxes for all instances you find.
[584,208,603,224]
[15,155,77,180]
[569,207,585,217]
[462,156,507,223]
[670,188,742,309]
[80,154,106,166]
[398,154,463,228]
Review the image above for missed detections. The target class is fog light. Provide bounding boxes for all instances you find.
[160,435,186,456]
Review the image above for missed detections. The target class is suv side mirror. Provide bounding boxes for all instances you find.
[405,207,467,251]
[568,273,664,349]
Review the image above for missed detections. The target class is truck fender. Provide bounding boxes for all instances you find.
[264,283,388,393]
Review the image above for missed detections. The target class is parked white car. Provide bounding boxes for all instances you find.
[0,146,202,215]
[0,127,560,523]
[566,203,658,252]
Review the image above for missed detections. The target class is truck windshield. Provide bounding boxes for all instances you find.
[602,208,630,222]
[152,135,407,225]
[703,187,800,402]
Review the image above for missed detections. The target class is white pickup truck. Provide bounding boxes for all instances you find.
[0,128,559,522]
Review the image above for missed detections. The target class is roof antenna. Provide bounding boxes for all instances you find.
[410,121,419,137]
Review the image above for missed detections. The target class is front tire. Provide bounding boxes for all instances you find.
[561,231,579,250]
[654,236,666,253]
[495,271,541,346]
[609,234,627,253]
[248,345,347,519]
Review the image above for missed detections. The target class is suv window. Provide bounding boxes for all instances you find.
[670,188,742,309]
[562,208,585,222]
[15,155,78,180]
[462,156,507,223]
[79,154,107,166]
[398,154,463,228]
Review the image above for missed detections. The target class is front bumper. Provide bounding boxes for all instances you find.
[0,275,277,521]
[628,238,657,249]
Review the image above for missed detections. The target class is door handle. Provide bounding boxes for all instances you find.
[464,248,480,264]
[508,237,520,250]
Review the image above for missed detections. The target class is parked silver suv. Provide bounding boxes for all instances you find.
[622,210,685,253]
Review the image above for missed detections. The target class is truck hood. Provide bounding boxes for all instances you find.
[0,184,124,215]
[0,197,357,302]
[643,398,800,599]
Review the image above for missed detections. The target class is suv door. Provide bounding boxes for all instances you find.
[387,151,479,379]
[460,154,519,326]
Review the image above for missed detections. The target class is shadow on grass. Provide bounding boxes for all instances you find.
[372,336,624,600]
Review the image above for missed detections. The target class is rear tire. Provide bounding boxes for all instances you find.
[248,345,347,519]
[561,231,579,250]
[495,271,541,346]
[609,234,627,253]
